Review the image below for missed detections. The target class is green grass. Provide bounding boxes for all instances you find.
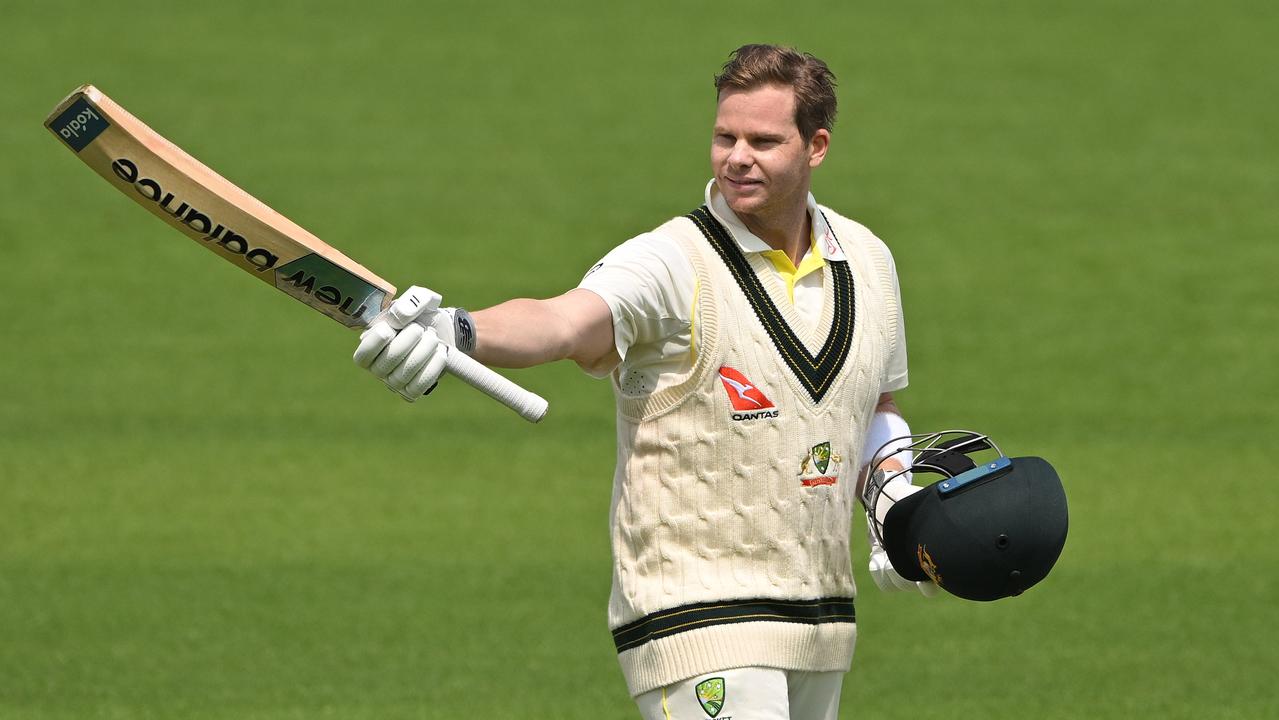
[2,1,1276,717]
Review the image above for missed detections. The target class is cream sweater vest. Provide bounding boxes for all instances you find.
[607,205,900,696]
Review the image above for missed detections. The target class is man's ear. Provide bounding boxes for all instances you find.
[808,128,830,168]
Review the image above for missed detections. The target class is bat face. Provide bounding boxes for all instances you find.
[45,86,394,328]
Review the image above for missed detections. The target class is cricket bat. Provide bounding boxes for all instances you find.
[44,85,547,423]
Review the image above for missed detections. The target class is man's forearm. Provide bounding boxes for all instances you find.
[472,299,576,368]
[470,289,617,370]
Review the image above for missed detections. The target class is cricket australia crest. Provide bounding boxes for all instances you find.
[800,441,843,487]
[694,677,726,718]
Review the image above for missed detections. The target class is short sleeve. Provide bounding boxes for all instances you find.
[882,245,909,393]
[576,232,696,377]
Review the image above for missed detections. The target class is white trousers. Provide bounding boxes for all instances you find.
[634,667,845,720]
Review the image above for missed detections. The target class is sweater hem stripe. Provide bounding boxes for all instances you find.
[612,597,856,652]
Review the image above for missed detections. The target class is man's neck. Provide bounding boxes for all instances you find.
[738,199,812,267]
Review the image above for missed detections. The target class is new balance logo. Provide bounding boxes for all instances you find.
[718,367,779,421]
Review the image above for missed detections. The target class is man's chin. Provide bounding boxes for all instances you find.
[721,190,766,217]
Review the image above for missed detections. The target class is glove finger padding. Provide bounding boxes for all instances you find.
[888,568,919,593]
[386,286,441,329]
[401,333,448,399]
[353,321,397,369]
[869,544,904,592]
[386,330,440,388]
[869,538,936,596]
[369,323,425,379]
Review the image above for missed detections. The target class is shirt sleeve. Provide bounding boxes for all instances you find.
[575,232,696,378]
[882,243,909,393]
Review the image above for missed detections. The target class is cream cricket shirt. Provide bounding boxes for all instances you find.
[577,180,908,695]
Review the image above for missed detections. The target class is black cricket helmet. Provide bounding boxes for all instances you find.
[863,430,1068,602]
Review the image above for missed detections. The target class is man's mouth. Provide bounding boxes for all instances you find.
[723,176,763,190]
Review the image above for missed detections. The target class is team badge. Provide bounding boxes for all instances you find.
[800,441,843,487]
[811,441,831,473]
[695,677,726,718]
[718,366,779,421]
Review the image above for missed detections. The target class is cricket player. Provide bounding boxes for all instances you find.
[354,44,934,719]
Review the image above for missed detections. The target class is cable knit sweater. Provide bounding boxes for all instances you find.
[607,204,900,695]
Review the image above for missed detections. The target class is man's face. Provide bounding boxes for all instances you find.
[711,84,829,224]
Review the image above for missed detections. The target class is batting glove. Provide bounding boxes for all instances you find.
[867,475,940,597]
[869,531,941,597]
[353,286,472,402]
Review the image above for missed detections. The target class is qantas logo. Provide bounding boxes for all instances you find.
[718,366,779,421]
[718,367,773,410]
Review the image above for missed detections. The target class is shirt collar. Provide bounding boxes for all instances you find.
[703,179,846,262]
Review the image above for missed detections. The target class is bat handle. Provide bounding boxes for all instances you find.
[445,350,549,423]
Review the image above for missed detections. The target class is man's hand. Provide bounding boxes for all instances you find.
[353,286,457,401]
[862,460,939,597]
[868,530,940,597]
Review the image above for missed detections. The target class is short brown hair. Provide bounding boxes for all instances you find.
[714,44,838,141]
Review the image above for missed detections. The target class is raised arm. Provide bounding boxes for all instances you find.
[472,288,619,372]
[353,285,618,401]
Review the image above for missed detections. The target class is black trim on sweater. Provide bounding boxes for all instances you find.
[613,596,856,653]
[686,206,854,403]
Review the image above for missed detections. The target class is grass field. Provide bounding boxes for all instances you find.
[2,1,1276,718]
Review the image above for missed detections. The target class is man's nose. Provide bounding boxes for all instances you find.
[727,140,752,168]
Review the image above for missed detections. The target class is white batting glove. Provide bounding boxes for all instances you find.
[353,286,467,402]
[866,474,940,597]
[869,532,941,597]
